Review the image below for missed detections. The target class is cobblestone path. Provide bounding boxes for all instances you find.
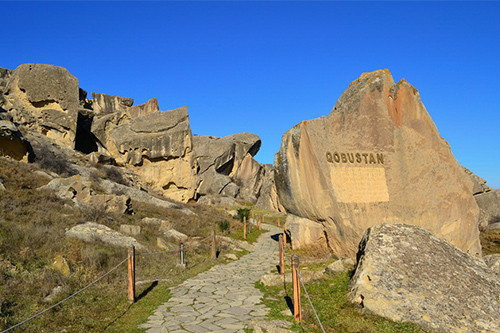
[139,224,281,333]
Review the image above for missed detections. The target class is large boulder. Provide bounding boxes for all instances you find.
[193,133,263,202]
[349,223,500,333]
[275,70,481,257]
[106,106,197,202]
[3,64,80,148]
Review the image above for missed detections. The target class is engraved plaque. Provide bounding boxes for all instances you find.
[330,167,389,203]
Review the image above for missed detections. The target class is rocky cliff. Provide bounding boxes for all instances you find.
[0,63,280,206]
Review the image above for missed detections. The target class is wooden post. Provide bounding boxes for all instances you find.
[251,210,255,218]
[278,217,281,227]
[211,227,217,259]
[243,216,247,240]
[291,255,301,323]
[279,234,284,275]
[258,216,262,230]
[283,225,287,246]
[127,245,135,303]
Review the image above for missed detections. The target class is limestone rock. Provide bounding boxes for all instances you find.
[285,214,328,251]
[324,259,348,275]
[90,92,133,115]
[120,224,141,236]
[107,106,196,202]
[163,228,188,243]
[483,254,500,278]
[275,70,481,258]
[193,133,261,201]
[255,164,284,212]
[3,64,80,148]
[474,189,500,229]
[463,167,492,195]
[348,223,500,333]
[0,120,33,161]
[128,98,159,118]
[43,286,64,303]
[157,237,175,250]
[40,175,131,214]
[51,255,71,276]
[66,222,145,250]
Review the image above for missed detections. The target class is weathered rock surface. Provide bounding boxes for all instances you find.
[475,189,500,229]
[275,70,481,257]
[0,120,33,161]
[463,167,493,195]
[255,164,284,212]
[66,222,145,250]
[128,98,159,118]
[483,254,500,278]
[106,106,197,202]
[193,133,265,203]
[3,64,80,148]
[90,92,133,115]
[349,223,500,333]
[285,214,328,251]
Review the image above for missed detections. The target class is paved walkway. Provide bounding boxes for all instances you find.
[139,224,281,333]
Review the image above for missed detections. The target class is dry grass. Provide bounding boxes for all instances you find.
[0,157,235,332]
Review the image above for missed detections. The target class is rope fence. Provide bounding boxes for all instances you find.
[0,237,211,333]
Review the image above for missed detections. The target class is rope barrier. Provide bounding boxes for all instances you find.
[0,257,129,333]
[297,270,326,333]
[135,249,179,257]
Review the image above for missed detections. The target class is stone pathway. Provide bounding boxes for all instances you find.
[139,224,282,333]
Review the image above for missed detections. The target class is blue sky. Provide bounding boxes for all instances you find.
[2,1,499,188]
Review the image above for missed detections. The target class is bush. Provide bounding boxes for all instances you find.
[33,143,76,176]
[218,220,230,233]
[237,208,251,223]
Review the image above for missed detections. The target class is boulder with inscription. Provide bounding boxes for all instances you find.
[3,64,80,148]
[349,223,500,333]
[275,70,481,257]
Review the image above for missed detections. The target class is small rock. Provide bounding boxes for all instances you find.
[260,273,287,287]
[488,222,500,231]
[51,255,70,276]
[66,222,145,250]
[159,221,172,232]
[223,253,238,260]
[141,217,165,225]
[163,228,188,243]
[157,237,175,250]
[43,285,64,303]
[228,210,238,218]
[120,224,141,236]
[324,259,347,275]
[280,309,293,317]
[0,179,5,191]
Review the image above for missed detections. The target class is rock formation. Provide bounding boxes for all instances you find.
[349,224,500,332]
[193,133,268,204]
[275,70,481,257]
[0,120,33,161]
[464,167,500,230]
[2,64,80,149]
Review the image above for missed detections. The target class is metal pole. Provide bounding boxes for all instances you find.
[180,243,185,266]
[211,227,217,259]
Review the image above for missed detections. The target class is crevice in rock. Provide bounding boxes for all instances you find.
[75,112,99,154]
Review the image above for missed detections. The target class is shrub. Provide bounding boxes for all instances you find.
[237,208,251,222]
[218,220,230,233]
[32,143,76,176]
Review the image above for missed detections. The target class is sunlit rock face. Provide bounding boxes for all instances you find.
[3,64,80,148]
[275,69,481,258]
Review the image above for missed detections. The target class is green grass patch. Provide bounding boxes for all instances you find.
[257,271,426,333]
